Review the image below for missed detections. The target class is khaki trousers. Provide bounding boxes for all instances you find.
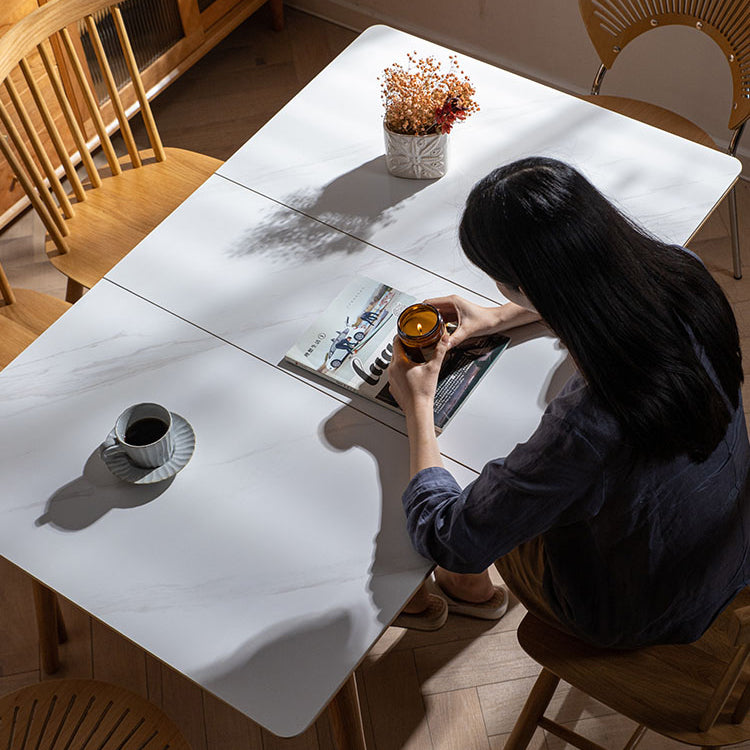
[495,537,570,633]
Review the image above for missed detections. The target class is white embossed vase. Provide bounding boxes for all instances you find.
[383,123,449,179]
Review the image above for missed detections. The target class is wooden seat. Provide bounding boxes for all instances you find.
[0,679,192,749]
[506,587,750,750]
[48,148,220,292]
[0,0,223,303]
[578,0,750,279]
[586,95,718,150]
[0,259,69,370]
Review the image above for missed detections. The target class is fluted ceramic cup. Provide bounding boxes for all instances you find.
[101,402,174,469]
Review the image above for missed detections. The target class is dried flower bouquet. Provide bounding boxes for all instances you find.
[380,53,479,136]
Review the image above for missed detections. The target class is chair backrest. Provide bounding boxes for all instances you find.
[0,678,193,749]
[578,0,750,131]
[0,0,165,256]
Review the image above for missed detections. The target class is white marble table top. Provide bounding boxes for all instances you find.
[0,280,476,736]
[217,24,741,297]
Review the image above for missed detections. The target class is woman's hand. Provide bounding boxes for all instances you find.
[427,296,505,348]
[388,334,450,418]
[428,295,541,348]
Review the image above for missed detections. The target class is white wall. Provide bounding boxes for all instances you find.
[290,0,746,169]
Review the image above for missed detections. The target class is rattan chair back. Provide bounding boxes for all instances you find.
[579,0,750,130]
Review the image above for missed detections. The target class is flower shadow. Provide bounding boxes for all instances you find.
[226,155,435,262]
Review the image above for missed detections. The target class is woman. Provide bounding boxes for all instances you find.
[388,156,750,648]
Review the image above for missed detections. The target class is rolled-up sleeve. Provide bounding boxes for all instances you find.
[402,413,605,573]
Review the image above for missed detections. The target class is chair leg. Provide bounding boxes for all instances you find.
[623,724,648,750]
[32,581,64,674]
[65,278,84,303]
[729,186,742,280]
[327,673,366,750]
[269,0,284,31]
[504,668,560,750]
[56,596,68,644]
[732,680,750,723]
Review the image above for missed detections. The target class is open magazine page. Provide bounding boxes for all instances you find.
[375,333,510,430]
[284,276,510,430]
[284,277,415,397]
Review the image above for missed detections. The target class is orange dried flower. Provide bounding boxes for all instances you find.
[380,53,479,136]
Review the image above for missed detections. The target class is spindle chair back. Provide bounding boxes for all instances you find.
[0,0,222,302]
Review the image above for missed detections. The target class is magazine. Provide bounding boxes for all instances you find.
[283,276,510,430]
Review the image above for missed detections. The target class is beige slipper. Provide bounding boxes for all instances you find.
[431,579,509,620]
[392,593,448,631]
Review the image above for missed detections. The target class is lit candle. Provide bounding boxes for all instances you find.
[397,303,445,362]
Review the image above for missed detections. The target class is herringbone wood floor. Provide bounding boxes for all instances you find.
[2,6,750,749]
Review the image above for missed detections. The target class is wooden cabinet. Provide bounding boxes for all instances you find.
[0,0,282,229]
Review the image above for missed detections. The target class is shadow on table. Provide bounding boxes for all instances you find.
[36,448,173,531]
[321,405,425,624]
[194,608,356,738]
[517,323,577,408]
[225,155,432,261]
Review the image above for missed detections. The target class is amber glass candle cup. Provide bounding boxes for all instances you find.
[397,303,446,362]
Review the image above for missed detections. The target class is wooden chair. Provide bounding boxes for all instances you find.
[0,278,68,368]
[0,0,224,303]
[505,587,750,750]
[0,679,192,749]
[578,0,750,279]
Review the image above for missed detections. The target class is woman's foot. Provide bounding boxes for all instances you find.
[432,568,508,620]
[393,582,448,631]
[402,582,433,613]
[434,568,495,602]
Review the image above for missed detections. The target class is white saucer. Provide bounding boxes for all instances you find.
[100,412,196,484]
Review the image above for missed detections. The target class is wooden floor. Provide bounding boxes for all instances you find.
[2,6,750,749]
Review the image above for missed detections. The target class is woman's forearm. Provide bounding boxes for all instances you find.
[405,401,444,477]
[494,301,541,331]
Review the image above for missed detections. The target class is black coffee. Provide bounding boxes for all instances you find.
[125,417,168,446]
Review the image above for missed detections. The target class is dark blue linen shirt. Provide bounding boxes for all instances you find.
[402,370,750,648]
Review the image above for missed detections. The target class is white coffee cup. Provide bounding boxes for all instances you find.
[101,403,174,469]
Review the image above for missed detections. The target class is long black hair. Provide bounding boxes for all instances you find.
[459,156,742,462]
